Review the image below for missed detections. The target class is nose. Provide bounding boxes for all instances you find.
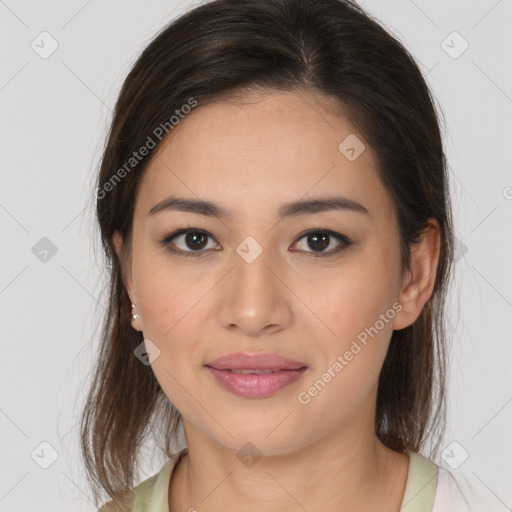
[216,244,293,337]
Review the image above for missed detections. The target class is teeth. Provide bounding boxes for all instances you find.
[229,369,279,374]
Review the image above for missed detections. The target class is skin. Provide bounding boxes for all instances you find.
[113,89,441,511]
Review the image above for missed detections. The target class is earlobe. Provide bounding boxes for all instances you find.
[393,219,441,331]
[112,230,123,258]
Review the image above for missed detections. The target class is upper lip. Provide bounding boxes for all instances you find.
[205,352,307,371]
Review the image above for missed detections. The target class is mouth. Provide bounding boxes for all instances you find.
[204,352,308,398]
[204,351,308,371]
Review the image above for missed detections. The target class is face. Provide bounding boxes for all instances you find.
[114,90,419,456]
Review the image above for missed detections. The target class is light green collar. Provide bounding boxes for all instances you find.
[131,447,188,512]
[400,451,439,511]
[131,448,438,512]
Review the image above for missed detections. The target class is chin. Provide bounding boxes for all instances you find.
[211,428,308,459]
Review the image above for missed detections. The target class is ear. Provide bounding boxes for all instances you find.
[112,230,136,305]
[112,230,143,332]
[393,218,441,331]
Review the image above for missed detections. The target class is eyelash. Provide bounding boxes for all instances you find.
[159,227,353,258]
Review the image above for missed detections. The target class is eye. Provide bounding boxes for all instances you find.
[160,228,220,256]
[290,230,352,257]
[160,228,352,258]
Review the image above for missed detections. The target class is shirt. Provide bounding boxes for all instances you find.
[98,447,507,511]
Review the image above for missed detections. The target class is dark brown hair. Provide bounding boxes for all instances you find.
[81,0,455,507]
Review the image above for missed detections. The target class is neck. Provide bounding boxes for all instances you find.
[169,419,409,512]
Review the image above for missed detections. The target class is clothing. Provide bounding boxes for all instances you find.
[98,447,506,511]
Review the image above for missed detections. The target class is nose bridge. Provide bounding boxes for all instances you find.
[234,240,274,296]
[218,236,292,335]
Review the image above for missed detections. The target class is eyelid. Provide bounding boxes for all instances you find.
[160,227,352,257]
[290,229,352,257]
[160,228,220,256]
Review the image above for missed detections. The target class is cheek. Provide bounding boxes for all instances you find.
[317,258,398,330]
[130,254,209,390]
[296,279,398,426]
[133,248,205,335]
[135,266,207,410]
[306,254,400,376]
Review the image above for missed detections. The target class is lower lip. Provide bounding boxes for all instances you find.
[206,367,307,398]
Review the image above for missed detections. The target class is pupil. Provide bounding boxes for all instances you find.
[185,232,207,250]
[309,233,329,251]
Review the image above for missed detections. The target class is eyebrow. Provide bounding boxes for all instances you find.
[148,195,370,219]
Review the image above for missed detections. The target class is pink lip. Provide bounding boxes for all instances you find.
[204,352,308,399]
[205,352,307,371]
[206,367,307,398]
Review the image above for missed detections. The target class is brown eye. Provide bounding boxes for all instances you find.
[182,232,209,250]
[291,230,352,257]
[161,229,220,256]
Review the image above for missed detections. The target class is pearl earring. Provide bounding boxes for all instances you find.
[131,303,140,321]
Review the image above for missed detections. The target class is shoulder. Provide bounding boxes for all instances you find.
[96,473,161,512]
[403,452,508,512]
[97,447,188,512]
[432,465,508,512]
[96,472,163,512]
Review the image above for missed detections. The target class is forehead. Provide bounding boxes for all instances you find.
[137,90,395,224]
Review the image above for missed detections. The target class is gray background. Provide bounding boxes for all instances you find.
[1,0,511,510]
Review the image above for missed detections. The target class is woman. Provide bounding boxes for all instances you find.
[81,0,498,510]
